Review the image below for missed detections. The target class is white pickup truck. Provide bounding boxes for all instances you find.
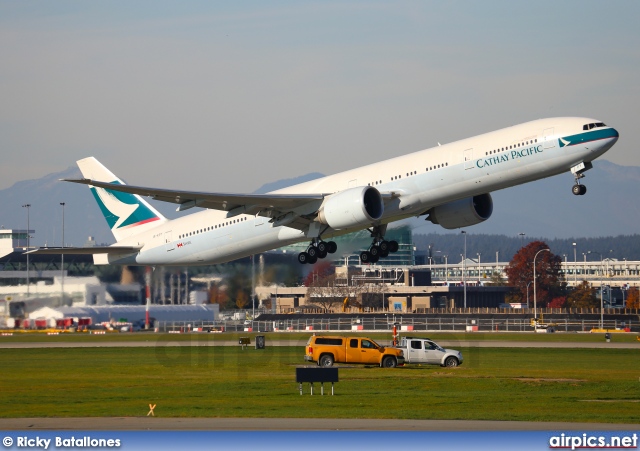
[395,337,463,367]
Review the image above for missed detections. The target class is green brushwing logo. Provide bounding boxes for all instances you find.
[89,181,160,230]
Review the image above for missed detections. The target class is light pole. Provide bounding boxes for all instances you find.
[519,232,526,248]
[477,253,481,282]
[22,204,31,297]
[533,248,550,325]
[60,202,65,305]
[461,230,467,308]
[572,242,577,285]
[526,281,532,309]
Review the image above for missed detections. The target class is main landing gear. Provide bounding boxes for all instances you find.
[298,240,337,264]
[359,225,399,264]
[360,239,399,264]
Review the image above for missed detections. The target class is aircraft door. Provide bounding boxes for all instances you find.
[543,127,556,149]
[463,148,474,170]
[164,231,174,252]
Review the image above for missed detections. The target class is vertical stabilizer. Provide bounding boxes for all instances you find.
[77,157,168,242]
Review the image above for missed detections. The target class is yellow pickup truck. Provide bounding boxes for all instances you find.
[304,335,404,368]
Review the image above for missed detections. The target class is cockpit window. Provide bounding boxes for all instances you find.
[583,122,607,130]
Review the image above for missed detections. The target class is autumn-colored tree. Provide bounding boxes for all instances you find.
[548,297,567,309]
[235,290,249,309]
[303,261,334,287]
[209,285,229,305]
[504,241,565,307]
[626,287,640,309]
[567,281,598,308]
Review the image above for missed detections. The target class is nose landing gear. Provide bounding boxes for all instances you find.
[570,161,592,196]
[572,183,587,196]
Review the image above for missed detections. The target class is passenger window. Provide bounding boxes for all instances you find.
[410,341,422,350]
[349,339,358,348]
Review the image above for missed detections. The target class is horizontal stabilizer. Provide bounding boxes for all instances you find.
[26,246,142,255]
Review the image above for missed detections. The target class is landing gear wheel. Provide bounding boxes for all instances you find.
[380,249,389,258]
[298,252,309,264]
[389,241,399,253]
[307,254,318,265]
[316,241,327,253]
[572,184,587,196]
[369,245,380,259]
[327,241,338,254]
[378,240,389,253]
[318,249,328,259]
[360,251,372,263]
[369,253,379,264]
[307,246,318,259]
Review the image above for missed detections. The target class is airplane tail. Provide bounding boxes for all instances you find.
[77,157,168,242]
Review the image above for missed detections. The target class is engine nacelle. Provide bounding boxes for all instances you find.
[428,193,493,229]
[317,186,384,230]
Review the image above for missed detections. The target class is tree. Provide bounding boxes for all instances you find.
[235,290,249,309]
[487,271,507,286]
[208,284,229,306]
[548,297,567,309]
[303,261,334,287]
[567,281,598,308]
[306,273,344,312]
[626,287,639,309]
[504,241,565,307]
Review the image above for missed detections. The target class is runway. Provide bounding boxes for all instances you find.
[0,417,638,431]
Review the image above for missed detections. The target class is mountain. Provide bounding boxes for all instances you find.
[0,160,637,247]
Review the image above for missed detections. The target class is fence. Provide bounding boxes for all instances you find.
[157,317,637,333]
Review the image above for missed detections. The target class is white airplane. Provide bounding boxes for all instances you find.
[30,117,618,266]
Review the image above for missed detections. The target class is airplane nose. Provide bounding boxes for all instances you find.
[610,127,620,140]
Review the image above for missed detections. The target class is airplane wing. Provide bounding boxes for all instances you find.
[27,246,142,255]
[63,178,326,217]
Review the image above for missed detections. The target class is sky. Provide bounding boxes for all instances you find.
[1,1,639,193]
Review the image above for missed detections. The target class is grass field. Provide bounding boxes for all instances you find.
[1,340,638,423]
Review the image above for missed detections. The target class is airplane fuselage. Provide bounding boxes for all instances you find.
[96,117,618,266]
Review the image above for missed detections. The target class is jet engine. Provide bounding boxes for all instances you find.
[427,193,493,229]
[317,186,384,230]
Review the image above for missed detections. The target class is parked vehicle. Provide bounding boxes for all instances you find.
[395,337,463,367]
[304,335,404,368]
